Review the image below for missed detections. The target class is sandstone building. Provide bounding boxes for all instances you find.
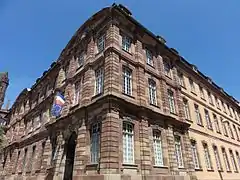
[0,72,9,125]
[1,4,240,180]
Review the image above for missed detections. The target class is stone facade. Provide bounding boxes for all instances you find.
[1,3,239,180]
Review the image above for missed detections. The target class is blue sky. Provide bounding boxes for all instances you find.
[1,0,240,107]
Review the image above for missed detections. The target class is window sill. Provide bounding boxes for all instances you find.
[150,103,160,108]
[216,131,222,135]
[197,123,204,127]
[226,170,232,173]
[122,48,132,56]
[185,118,193,123]
[165,75,172,80]
[178,167,185,169]
[147,63,154,68]
[191,91,197,96]
[122,164,138,169]
[201,97,206,101]
[180,85,186,89]
[195,168,203,171]
[207,169,214,172]
[153,165,168,169]
[209,103,214,106]
[86,164,98,168]
[92,92,103,100]
[122,92,135,99]
[234,171,239,173]
[76,65,83,72]
[70,103,79,110]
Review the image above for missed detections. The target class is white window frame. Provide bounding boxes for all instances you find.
[90,123,100,164]
[153,130,163,166]
[191,141,200,169]
[208,92,213,104]
[229,150,238,172]
[222,148,230,171]
[174,135,184,168]
[203,144,212,170]
[146,49,153,66]
[189,78,195,92]
[183,98,191,120]
[205,110,213,130]
[122,35,131,52]
[123,121,134,164]
[194,104,202,125]
[95,67,104,95]
[123,67,132,96]
[97,35,105,52]
[213,146,222,171]
[213,114,220,133]
[149,79,157,105]
[168,89,175,114]
[235,151,240,168]
[199,86,205,99]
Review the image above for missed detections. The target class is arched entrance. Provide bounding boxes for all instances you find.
[63,132,77,180]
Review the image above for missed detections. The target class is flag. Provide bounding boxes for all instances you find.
[51,92,65,117]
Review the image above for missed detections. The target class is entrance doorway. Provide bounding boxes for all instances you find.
[63,132,77,180]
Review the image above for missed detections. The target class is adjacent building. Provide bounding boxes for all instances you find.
[1,4,240,180]
[0,72,9,125]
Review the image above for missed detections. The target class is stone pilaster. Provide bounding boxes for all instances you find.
[139,119,151,174]
[100,110,121,174]
[81,68,95,105]
[136,67,147,107]
[166,125,179,175]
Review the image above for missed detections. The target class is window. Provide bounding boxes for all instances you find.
[163,60,172,77]
[22,148,28,172]
[234,110,238,120]
[153,130,163,166]
[222,148,230,171]
[189,78,195,92]
[123,67,132,96]
[90,123,100,164]
[229,106,233,117]
[208,91,213,105]
[191,141,200,169]
[222,101,226,113]
[229,150,238,172]
[233,124,239,141]
[78,52,84,67]
[199,85,205,99]
[195,104,203,125]
[30,146,36,171]
[228,122,234,139]
[149,79,157,105]
[167,89,175,114]
[178,72,185,87]
[73,81,80,105]
[122,35,131,52]
[213,114,220,133]
[97,35,105,52]
[221,118,228,136]
[183,98,191,120]
[215,96,220,109]
[205,110,213,130]
[174,135,184,168]
[146,49,153,66]
[235,151,240,168]
[95,67,104,95]
[203,143,212,170]
[213,146,222,170]
[123,122,134,164]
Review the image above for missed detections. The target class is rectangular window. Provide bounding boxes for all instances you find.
[153,130,163,166]
[236,151,240,168]
[205,110,213,130]
[178,72,185,87]
[213,146,222,170]
[222,148,230,171]
[73,81,80,105]
[199,85,205,99]
[189,78,195,92]
[146,49,153,66]
[168,89,175,114]
[229,106,233,117]
[221,118,228,136]
[228,122,234,139]
[191,141,200,169]
[149,79,157,105]
[90,123,100,164]
[222,101,226,113]
[183,98,191,120]
[208,91,213,105]
[215,96,220,109]
[122,35,131,52]
[203,143,212,170]
[163,61,172,77]
[213,114,220,133]
[234,110,238,120]
[233,124,239,141]
[97,35,105,52]
[174,135,184,168]
[22,148,28,172]
[78,52,84,67]
[123,122,134,164]
[30,146,36,171]
[230,150,238,172]
[123,67,132,96]
[195,104,203,125]
[95,67,104,95]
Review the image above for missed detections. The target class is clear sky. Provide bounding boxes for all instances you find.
[1,0,240,107]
